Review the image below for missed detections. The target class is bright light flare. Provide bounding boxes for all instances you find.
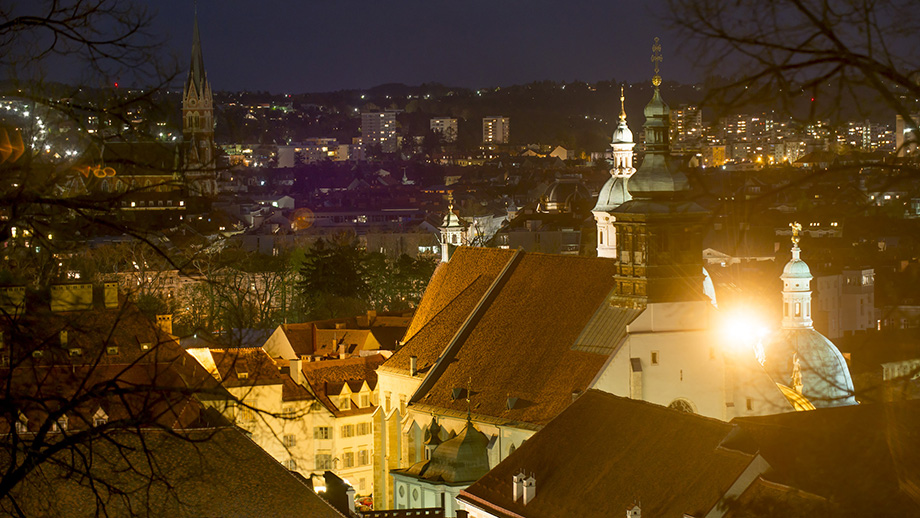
[720,309,770,363]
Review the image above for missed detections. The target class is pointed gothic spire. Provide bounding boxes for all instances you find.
[619,85,627,122]
[186,12,207,97]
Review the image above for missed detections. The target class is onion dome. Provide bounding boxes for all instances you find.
[396,420,490,484]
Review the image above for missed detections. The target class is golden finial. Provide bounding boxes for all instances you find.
[447,190,454,212]
[651,37,662,87]
[790,222,802,247]
[619,84,626,121]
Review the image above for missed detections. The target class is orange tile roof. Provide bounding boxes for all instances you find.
[396,248,620,426]
[459,390,754,518]
[301,354,386,417]
[210,347,283,387]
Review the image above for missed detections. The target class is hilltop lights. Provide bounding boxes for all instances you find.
[720,309,770,365]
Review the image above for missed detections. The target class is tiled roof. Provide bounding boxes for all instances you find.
[400,248,515,344]
[0,427,345,517]
[210,347,283,387]
[459,390,753,518]
[301,354,386,417]
[729,399,920,514]
[404,249,620,426]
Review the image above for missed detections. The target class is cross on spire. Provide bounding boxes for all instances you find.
[651,37,663,87]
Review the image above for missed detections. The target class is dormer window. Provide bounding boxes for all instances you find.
[93,408,108,427]
[15,413,27,434]
[340,396,351,410]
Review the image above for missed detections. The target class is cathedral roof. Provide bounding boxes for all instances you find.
[592,175,630,212]
[383,248,621,427]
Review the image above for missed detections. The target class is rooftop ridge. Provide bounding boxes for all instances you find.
[410,249,524,403]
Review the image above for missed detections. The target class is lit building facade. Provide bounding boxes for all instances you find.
[362,111,398,153]
[482,116,509,144]
[430,117,458,143]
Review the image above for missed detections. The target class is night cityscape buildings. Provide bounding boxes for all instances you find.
[1,1,919,517]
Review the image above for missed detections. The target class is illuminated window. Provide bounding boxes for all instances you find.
[314,426,331,440]
[795,302,801,316]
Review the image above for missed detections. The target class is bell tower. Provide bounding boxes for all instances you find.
[182,11,217,196]
[610,38,708,305]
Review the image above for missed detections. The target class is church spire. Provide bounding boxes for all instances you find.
[185,12,207,99]
[619,85,627,122]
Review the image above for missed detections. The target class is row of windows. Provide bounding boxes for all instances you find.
[314,449,371,470]
[314,422,373,440]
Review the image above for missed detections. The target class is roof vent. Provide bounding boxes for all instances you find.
[451,387,464,400]
[506,397,518,410]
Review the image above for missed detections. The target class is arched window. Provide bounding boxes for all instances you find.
[668,398,695,414]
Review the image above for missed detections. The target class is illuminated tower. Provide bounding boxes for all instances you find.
[762,223,857,408]
[610,38,707,305]
[439,193,467,263]
[182,12,217,196]
[593,85,636,258]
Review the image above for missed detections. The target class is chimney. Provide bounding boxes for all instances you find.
[512,472,525,502]
[523,475,536,505]
[50,283,93,312]
[103,282,118,309]
[156,314,173,335]
[410,355,418,376]
[289,358,303,385]
[345,485,356,513]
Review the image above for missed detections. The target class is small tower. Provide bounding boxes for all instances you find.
[593,84,636,258]
[439,192,466,263]
[763,222,858,408]
[781,223,813,329]
[182,11,217,196]
[610,85,636,175]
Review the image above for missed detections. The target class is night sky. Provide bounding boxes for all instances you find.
[151,0,692,93]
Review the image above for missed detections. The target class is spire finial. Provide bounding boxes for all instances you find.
[790,221,802,247]
[447,191,454,212]
[619,84,627,122]
[651,37,663,88]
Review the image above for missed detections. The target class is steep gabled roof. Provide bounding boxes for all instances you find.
[459,390,754,518]
[301,354,386,417]
[389,247,621,427]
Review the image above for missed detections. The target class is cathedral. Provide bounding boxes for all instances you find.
[372,40,858,513]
